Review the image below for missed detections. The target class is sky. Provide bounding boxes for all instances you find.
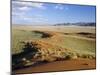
[12,1,96,25]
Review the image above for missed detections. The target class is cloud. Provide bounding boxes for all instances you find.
[55,4,68,10]
[12,14,34,23]
[18,6,31,10]
[12,12,25,17]
[12,1,47,24]
[12,11,48,24]
[55,4,63,10]
[12,1,46,10]
[32,3,46,9]
[20,15,48,24]
[59,7,64,10]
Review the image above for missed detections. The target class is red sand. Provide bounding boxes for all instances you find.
[15,59,96,74]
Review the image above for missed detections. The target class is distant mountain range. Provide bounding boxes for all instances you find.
[13,22,96,26]
[54,22,96,26]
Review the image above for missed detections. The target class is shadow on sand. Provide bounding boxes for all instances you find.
[12,42,38,70]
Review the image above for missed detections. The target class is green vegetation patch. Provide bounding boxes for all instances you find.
[12,28,42,54]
